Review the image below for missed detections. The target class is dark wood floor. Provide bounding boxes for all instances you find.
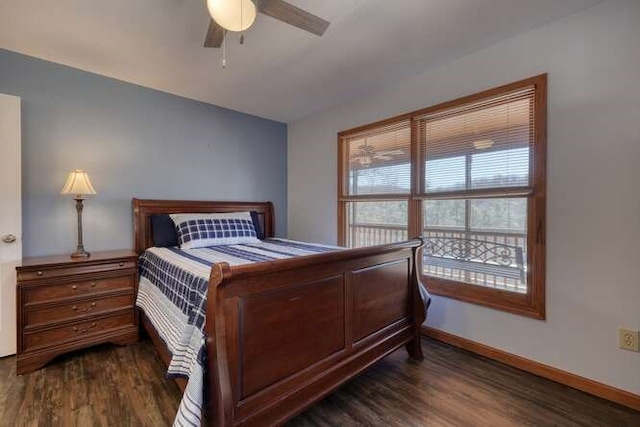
[1,338,638,427]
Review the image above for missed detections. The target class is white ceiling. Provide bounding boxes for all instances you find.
[0,0,601,123]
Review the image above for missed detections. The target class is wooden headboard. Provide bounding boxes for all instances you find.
[132,198,275,253]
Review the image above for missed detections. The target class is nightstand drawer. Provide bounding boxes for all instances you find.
[23,312,134,352]
[18,260,136,282]
[24,276,134,304]
[25,294,134,328]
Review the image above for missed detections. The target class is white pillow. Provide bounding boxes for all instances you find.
[169,212,260,249]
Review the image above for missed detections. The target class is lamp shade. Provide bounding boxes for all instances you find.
[207,0,257,32]
[60,170,97,197]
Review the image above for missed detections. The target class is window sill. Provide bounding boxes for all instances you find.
[424,276,545,320]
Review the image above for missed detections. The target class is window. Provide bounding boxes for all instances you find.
[338,120,412,248]
[338,75,546,318]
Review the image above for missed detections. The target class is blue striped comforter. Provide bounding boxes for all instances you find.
[136,238,340,427]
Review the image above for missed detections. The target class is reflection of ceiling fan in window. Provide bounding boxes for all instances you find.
[351,143,404,167]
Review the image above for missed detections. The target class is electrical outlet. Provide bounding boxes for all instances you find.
[619,328,640,352]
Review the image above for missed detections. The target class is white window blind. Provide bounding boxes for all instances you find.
[416,87,535,197]
[342,120,411,196]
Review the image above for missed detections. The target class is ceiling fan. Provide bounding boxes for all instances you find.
[351,144,405,167]
[203,0,331,49]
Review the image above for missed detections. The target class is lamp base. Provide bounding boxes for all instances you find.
[70,249,90,259]
[70,197,90,259]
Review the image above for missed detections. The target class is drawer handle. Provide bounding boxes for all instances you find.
[36,271,44,277]
[72,282,97,292]
[118,262,125,268]
[71,302,97,313]
[72,322,97,334]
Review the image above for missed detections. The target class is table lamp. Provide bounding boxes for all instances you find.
[60,169,96,258]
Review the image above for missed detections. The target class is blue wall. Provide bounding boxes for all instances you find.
[0,50,288,257]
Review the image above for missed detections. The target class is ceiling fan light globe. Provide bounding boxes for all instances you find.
[207,0,257,32]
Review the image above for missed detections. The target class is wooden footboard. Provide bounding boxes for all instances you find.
[205,239,429,426]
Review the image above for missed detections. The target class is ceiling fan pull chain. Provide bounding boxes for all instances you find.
[240,0,245,44]
[222,29,228,68]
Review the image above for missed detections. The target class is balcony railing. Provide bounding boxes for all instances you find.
[348,223,527,293]
[348,223,409,248]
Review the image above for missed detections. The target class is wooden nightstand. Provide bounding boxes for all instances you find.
[16,250,139,374]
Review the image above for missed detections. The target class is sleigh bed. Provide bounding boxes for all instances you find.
[132,198,430,426]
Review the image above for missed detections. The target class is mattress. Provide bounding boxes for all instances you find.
[135,238,341,427]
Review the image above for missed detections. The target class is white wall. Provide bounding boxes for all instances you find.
[288,0,640,395]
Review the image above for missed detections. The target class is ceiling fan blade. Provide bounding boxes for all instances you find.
[204,19,224,48]
[256,0,330,36]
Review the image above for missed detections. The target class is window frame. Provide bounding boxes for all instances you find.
[338,74,547,319]
[337,117,414,249]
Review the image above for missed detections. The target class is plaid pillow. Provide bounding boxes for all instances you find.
[170,212,260,249]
